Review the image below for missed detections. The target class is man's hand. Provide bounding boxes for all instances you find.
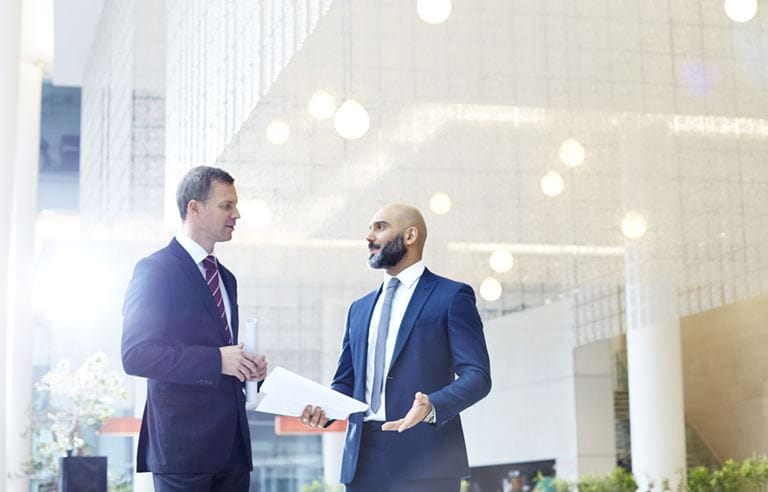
[220,344,267,382]
[250,353,267,381]
[299,405,328,429]
[382,392,432,433]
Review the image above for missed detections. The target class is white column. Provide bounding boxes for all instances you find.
[625,250,687,490]
[322,432,345,485]
[626,321,686,490]
[620,128,687,490]
[6,60,44,492]
[0,0,23,487]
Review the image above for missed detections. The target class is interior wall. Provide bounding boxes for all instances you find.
[681,294,768,461]
[461,301,616,482]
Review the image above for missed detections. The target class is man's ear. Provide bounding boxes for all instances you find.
[405,226,418,245]
[187,200,199,217]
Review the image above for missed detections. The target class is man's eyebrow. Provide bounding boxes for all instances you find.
[369,220,389,228]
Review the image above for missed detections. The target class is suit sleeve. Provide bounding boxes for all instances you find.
[428,284,492,427]
[121,257,223,387]
[330,306,355,398]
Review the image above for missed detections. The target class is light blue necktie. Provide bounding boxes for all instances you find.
[370,277,400,414]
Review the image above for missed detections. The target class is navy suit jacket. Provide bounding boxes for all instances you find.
[121,238,251,473]
[331,268,492,483]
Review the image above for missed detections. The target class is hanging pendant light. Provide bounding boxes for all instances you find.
[265,119,290,145]
[417,0,452,24]
[621,210,647,239]
[559,138,586,168]
[429,192,452,215]
[489,250,515,274]
[724,0,757,22]
[541,170,564,197]
[334,99,370,140]
[308,91,337,120]
[479,277,503,302]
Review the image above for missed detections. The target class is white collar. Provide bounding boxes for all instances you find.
[176,233,215,265]
[384,260,425,290]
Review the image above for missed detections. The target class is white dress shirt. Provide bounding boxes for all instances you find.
[364,260,425,421]
[176,234,234,342]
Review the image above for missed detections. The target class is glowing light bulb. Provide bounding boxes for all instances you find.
[479,277,503,302]
[417,0,452,24]
[266,119,290,145]
[724,0,757,22]
[559,138,586,168]
[430,192,452,215]
[621,210,647,239]
[308,91,336,120]
[240,199,273,229]
[334,99,370,140]
[541,170,564,197]
[489,250,515,273]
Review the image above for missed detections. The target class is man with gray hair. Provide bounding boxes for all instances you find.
[122,166,267,491]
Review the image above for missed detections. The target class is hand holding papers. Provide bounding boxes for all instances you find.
[250,366,368,420]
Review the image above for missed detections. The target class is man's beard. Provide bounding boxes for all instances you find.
[368,233,407,269]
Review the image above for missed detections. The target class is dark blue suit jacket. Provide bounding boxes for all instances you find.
[331,268,491,483]
[121,238,251,473]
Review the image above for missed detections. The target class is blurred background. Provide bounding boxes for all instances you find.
[2,0,768,490]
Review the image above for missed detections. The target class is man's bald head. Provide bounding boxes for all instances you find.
[367,204,428,275]
[376,203,427,247]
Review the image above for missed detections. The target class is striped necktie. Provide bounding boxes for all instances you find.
[203,255,233,344]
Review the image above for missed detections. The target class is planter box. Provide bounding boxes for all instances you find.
[60,455,107,492]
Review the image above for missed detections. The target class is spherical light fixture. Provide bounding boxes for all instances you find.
[479,277,503,302]
[621,210,647,239]
[240,199,273,229]
[489,250,514,274]
[308,90,337,120]
[265,119,290,145]
[417,0,452,24]
[334,99,370,140]
[559,138,586,168]
[541,170,564,197]
[429,192,452,215]
[724,0,757,22]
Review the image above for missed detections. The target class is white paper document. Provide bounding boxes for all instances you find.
[249,366,368,420]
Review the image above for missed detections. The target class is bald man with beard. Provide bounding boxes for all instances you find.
[301,204,492,492]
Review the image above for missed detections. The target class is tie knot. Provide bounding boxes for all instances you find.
[203,255,217,272]
[387,277,400,290]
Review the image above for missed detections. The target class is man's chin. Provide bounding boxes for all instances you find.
[367,256,382,269]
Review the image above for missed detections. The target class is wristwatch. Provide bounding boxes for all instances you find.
[423,405,436,424]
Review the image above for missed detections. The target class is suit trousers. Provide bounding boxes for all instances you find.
[345,422,461,492]
[152,426,250,492]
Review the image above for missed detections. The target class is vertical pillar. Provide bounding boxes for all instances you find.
[322,433,345,486]
[625,251,687,490]
[6,60,43,492]
[0,0,23,487]
[620,130,687,490]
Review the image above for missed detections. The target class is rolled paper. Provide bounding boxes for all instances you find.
[244,318,259,407]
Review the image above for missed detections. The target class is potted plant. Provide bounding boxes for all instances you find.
[25,352,127,491]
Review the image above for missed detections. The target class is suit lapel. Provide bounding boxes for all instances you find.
[388,269,437,372]
[169,239,229,342]
[353,288,380,393]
